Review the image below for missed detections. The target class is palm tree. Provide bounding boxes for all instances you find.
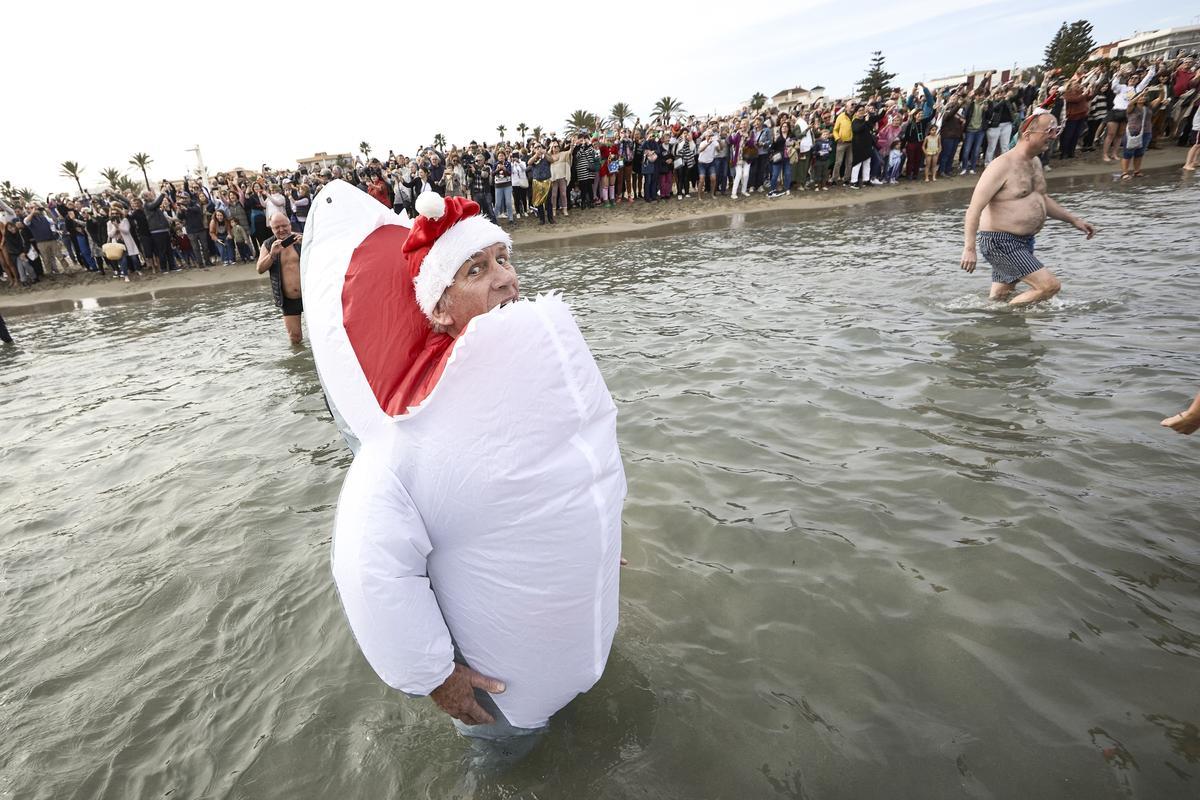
[0,180,14,205]
[433,133,446,150]
[60,161,85,195]
[532,126,543,142]
[359,141,372,160]
[496,124,507,141]
[516,122,528,141]
[750,92,768,110]
[100,168,123,189]
[16,187,38,205]
[129,152,153,189]
[565,109,599,137]
[652,96,685,126]
[609,102,633,131]
[116,176,141,194]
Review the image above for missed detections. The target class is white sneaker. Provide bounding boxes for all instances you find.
[870,178,882,185]
[969,169,976,174]
[959,169,967,175]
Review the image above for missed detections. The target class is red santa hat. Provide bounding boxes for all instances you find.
[402,192,512,318]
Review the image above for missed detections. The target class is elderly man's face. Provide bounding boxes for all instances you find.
[431,242,519,338]
[269,215,293,239]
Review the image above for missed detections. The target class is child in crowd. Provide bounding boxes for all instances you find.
[923,124,941,182]
[887,140,904,184]
[173,222,195,267]
[811,128,833,190]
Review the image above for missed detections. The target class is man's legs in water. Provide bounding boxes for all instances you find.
[989,281,1016,301]
[284,314,302,345]
[1007,268,1061,306]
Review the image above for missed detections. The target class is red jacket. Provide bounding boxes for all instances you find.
[367,180,390,207]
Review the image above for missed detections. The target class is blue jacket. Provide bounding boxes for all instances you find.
[24,212,55,242]
[907,86,934,121]
[528,157,552,181]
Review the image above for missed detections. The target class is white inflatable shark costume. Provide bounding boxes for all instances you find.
[300,181,625,730]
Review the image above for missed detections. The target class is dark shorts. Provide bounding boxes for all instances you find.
[1122,146,1146,159]
[1190,131,1199,146]
[281,295,303,317]
[1105,108,1127,124]
[977,231,1044,285]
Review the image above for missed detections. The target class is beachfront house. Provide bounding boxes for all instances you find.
[925,67,1021,93]
[771,86,827,115]
[297,151,354,172]
[1117,24,1200,60]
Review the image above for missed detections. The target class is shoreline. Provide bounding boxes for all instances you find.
[1,148,1188,317]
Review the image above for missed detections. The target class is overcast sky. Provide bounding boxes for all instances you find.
[5,0,1194,195]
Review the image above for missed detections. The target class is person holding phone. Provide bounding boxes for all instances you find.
[256,213,305,345]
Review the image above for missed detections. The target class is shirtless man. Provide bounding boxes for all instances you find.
[960,112,1096,306]
[256,212,304,344]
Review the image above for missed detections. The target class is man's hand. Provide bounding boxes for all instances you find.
[960,246,977,273]
[429,663,505,726]
[1073,219,1096,239]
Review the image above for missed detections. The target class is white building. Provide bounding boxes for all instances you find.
[770,85,827,114]
[297,151,353,171]
[1118,25,1200,60]
[926,67,1022,93]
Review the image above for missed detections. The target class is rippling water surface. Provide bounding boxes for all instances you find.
[2,175,1197,799]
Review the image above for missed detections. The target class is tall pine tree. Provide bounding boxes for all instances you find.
[1043,20,1096,73]
[856,51,897,100]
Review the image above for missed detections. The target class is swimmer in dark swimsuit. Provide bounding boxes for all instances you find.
[256,212,304,344]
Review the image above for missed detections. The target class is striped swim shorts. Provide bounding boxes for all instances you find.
[976,231,1044,285]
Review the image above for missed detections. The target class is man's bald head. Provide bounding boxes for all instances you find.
[269,212,293,240]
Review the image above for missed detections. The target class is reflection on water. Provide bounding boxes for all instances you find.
[0,176,1197,799]
[941,311,1046,392]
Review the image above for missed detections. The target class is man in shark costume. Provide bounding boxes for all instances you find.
[300,181,625,741]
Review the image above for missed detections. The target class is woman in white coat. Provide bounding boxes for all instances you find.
[107,206,142,278]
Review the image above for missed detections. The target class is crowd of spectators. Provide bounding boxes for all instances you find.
[2,53,1196,291]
